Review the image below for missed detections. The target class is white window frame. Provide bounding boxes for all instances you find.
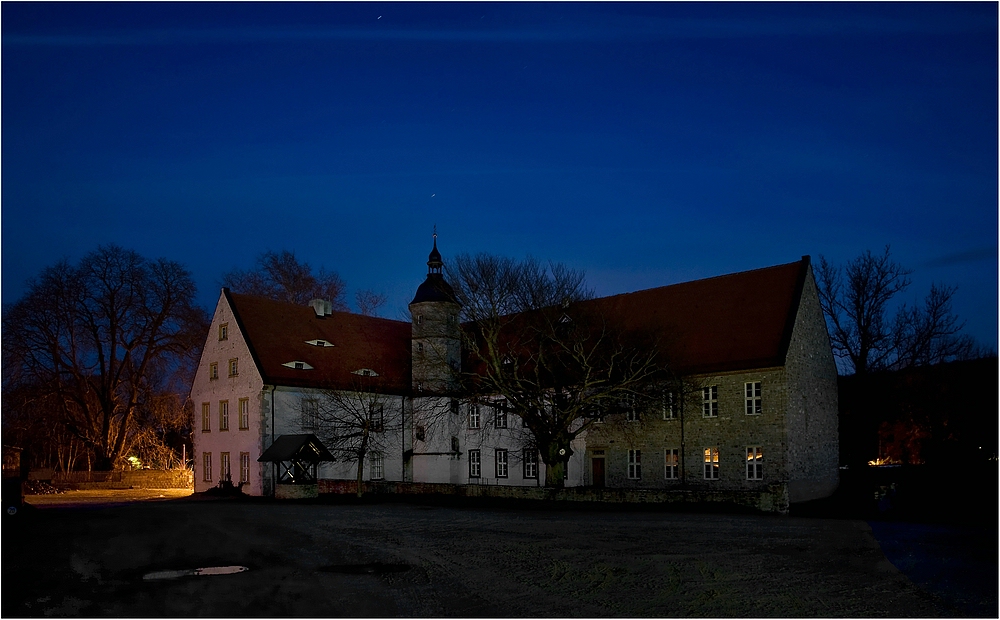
[219,323,228,341]
[370,451,384,480]
[704,446,720,480]
[240,452,250,483]
[228,358,239,377]
[628,449,642,480]
[469,404,480,429]
[664,448,679,480]
[702,386,718,418]
[209,362,218,380]
[662,391,677,420]
[219,400,229,431]
[220,452,231,482]
[747,446,763,480]
[494,401,508,429]
[469,449,481,478]
[625,396,640,422]
[523,449,538,479]
[203,452,212,482]
[201,402,211,432]
[239,398,250,430]
[745,382,762,416]
[495,449,508,478]
[302,399,318,431]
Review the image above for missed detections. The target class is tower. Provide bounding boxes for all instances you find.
[408,231,462,393]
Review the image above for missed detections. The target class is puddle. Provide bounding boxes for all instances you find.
[143,566,249,580]
[318,563,411,575]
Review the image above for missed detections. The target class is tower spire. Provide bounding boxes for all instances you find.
[427,226,443,274]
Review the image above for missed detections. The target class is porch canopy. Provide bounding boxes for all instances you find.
[258,434,334,484]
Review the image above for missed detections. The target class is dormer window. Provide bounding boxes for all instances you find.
[282,361,314,370]
[352,368,379,377]
[305,339,334,347]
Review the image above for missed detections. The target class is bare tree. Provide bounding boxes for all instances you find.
[449,254,674,487]
[816,246,977,375]
[311,376,399,498]
[222,250,347,309]
[355,289,388,317]
[2,245,208,470]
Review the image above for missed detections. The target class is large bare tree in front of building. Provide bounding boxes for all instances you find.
[311,375,400,498]
[449,254,676,488]
[2,245,207,471]
[816,246,978,375]
[222,250,348,309]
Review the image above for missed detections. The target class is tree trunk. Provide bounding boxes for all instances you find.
[540,440,571,488]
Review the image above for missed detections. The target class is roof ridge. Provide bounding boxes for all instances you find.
[592,258,807,302]
[227,291,411,326]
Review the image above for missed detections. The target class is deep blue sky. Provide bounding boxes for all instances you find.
[3,2,997,348]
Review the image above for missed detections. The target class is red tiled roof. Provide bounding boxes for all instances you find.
[227,258,809,391]
[226,291,412,393]
[583,258,809,374]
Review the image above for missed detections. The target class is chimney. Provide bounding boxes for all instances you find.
[310,299,332,317]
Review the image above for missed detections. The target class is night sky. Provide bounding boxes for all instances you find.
[3,2,997,348]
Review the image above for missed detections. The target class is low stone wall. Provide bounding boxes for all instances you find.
[275,483,319,499]
[318,480,790,513]
[48,469,193,490]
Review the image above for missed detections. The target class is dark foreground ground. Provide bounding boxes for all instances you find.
[3,493,996,617]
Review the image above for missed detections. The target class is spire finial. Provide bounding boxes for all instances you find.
[427,227,443,274]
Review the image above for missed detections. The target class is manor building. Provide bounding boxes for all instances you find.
[191,239,838,506]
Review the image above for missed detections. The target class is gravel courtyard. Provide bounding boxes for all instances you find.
[4,495,994,617]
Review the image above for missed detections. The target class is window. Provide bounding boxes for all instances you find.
[219,400,229,431]
[302,400,318,431]
[523,449,538,479]
[662,392,677,420]
[495,449,508,478]
[370,452,384,480]
[202,452,212,482]
[493,401,507,429]
[449,399,459,415]
[628,449,642,479]
[415,426,425,442]
[239,398,250,430]
[468,404,480,429]
[371,405,385,433]
[665,448,679,480]
[282,361,314,370]
[745,382,762,415]
[451,436,460,453]
[702,386,718,418]
[747,446,763,480]
[220,452,231,483]
[209,362,218,380]
[625,396,640,422]
[228,358,238,377]
[240,452,250,483]
[416,314,423,325]
[201,402,211,432]
[219,323,228,341]
[417,342,424,353]
[469,449,481,478]
[704,447,720,479]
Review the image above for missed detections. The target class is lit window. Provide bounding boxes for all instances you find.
[628,449,642,479]
[704,447,720,480]
[239,398,249,430]
[228,359,238,377]
[219,323,228,341]
[665,448,679,480]
[370,452,384,480]
[523,449,538,479]
[201,402,211,432]
[240,452,250,483]
[702,386,718,418]
[220,452,231,483]
[468,404,480,429]
[302,400,318,431]
[202,452,212,482]
[209,362,218,380]
[662,392,677,420]
[745,382,762,415]
[495,449,508,478]
[747,446,763,480]
[469,449,481,478]
[219,400,229,431]
[494,401,508,429]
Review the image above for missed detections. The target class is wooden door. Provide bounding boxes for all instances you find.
[592,457,605,488]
